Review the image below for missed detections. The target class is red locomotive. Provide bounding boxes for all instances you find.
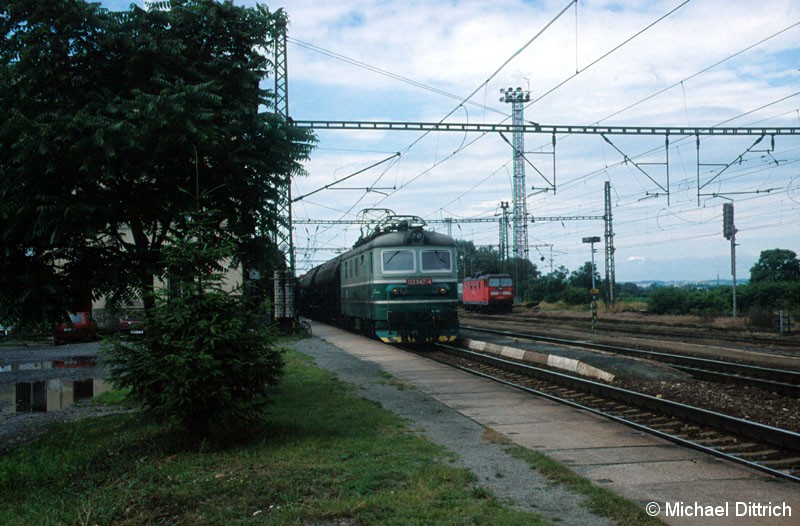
[462,273,514,313]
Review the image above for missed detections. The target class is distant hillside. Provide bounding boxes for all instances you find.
[627,279,749,288]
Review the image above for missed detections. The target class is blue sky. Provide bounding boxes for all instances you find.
[99,1,800,281]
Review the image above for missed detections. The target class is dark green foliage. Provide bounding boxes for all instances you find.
[647,286,731,315]
[749,249,800,284]
[646,286,687,315]
[567,261,601,290]
[562,286,593,306]
[106,208,283,439]
[740,281,800,311]
[0,0,315,324]
[527,266,569,303]
[616,281,648,299]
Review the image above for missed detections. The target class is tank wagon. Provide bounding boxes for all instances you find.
[297,216,459,343]
[462,272,514,313]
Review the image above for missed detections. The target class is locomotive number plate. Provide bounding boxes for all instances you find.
[406,278,433,285]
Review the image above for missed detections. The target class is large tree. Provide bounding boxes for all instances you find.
[0,0,314,322]
[749,249,800,284]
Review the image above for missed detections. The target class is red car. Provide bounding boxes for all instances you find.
[118,313,145,338]
[54,312,98,345]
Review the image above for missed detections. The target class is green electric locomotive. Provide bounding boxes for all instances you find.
[297,216,459,343]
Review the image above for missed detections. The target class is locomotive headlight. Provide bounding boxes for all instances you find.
[438,287,448,295]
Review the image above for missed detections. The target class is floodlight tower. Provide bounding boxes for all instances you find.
[500,87,531,261]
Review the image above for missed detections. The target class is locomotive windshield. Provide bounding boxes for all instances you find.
[382,250,415,272]
[489,277,513,287]
[421,249,452,271]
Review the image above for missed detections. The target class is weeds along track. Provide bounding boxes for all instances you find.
[415,343,800,484]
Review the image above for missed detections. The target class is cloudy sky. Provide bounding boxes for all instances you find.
[102,0,800,282]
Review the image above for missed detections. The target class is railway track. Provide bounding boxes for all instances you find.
[460,311,800,355]
[462,325,800,397]
[421,342,800,483]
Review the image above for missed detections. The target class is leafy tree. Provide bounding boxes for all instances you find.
[527,266,568,303]
[106,205,283,439]
[456,240,503,279]
[0,0,315,323]
[508,257,540,302]
[617,281,647,299]
[568,262,601,290]
[749,249,800,284]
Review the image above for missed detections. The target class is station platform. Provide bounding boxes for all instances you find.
[459,327,691,382]
[295,323,799,526]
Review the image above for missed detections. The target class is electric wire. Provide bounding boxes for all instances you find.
[293,3,797,274]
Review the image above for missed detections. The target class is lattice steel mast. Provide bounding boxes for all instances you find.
[604,181,616,305]
[273,14,293,271]
[500,87,531,260]
[271,15,296,322]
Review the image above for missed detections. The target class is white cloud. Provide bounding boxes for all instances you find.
[99,0,800,278]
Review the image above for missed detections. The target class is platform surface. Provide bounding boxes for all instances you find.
[304,323,799,526]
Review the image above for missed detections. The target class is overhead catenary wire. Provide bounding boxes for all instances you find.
[291,3,798,275]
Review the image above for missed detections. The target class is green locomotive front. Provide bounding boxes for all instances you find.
[297,217,459,343]
[339,226,459,343]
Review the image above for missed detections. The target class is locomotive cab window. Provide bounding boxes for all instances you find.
[382,250,415,273]
[489,277,512,287]
[421,249,452,272]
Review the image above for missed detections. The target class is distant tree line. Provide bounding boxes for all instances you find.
[458,242,800,318]
[644,249,800,320]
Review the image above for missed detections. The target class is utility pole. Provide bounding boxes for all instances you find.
[500,87,531,261]
[272,16,296,324]
[499,201,510,272]
[583,236,601,332]
[604,181,616,305]
[723,202,737,319]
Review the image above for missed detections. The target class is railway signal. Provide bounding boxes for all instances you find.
[721,202,738,319]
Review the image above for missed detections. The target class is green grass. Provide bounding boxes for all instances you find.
[0,349,553,526]
[507,447,666,526]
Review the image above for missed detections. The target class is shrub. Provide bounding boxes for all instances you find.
[646,286,687,315]
[563,286,593,306]
[105,207,283,440]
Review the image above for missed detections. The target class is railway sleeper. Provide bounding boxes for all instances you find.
[730,449,782,460]
[615,411,657,420]
[647,420,685,431]
[693,435,741,447]
[760,457,800,469]
[715,442,760,452]
[639,416,674,425]
[613,408,650,415]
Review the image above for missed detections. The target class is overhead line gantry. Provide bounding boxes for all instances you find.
[290,120,800,136]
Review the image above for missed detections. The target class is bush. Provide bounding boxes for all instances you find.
[646,287,686,315]
[739,281,800,311]
[105,208,283,440]
[562,286,593,306]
